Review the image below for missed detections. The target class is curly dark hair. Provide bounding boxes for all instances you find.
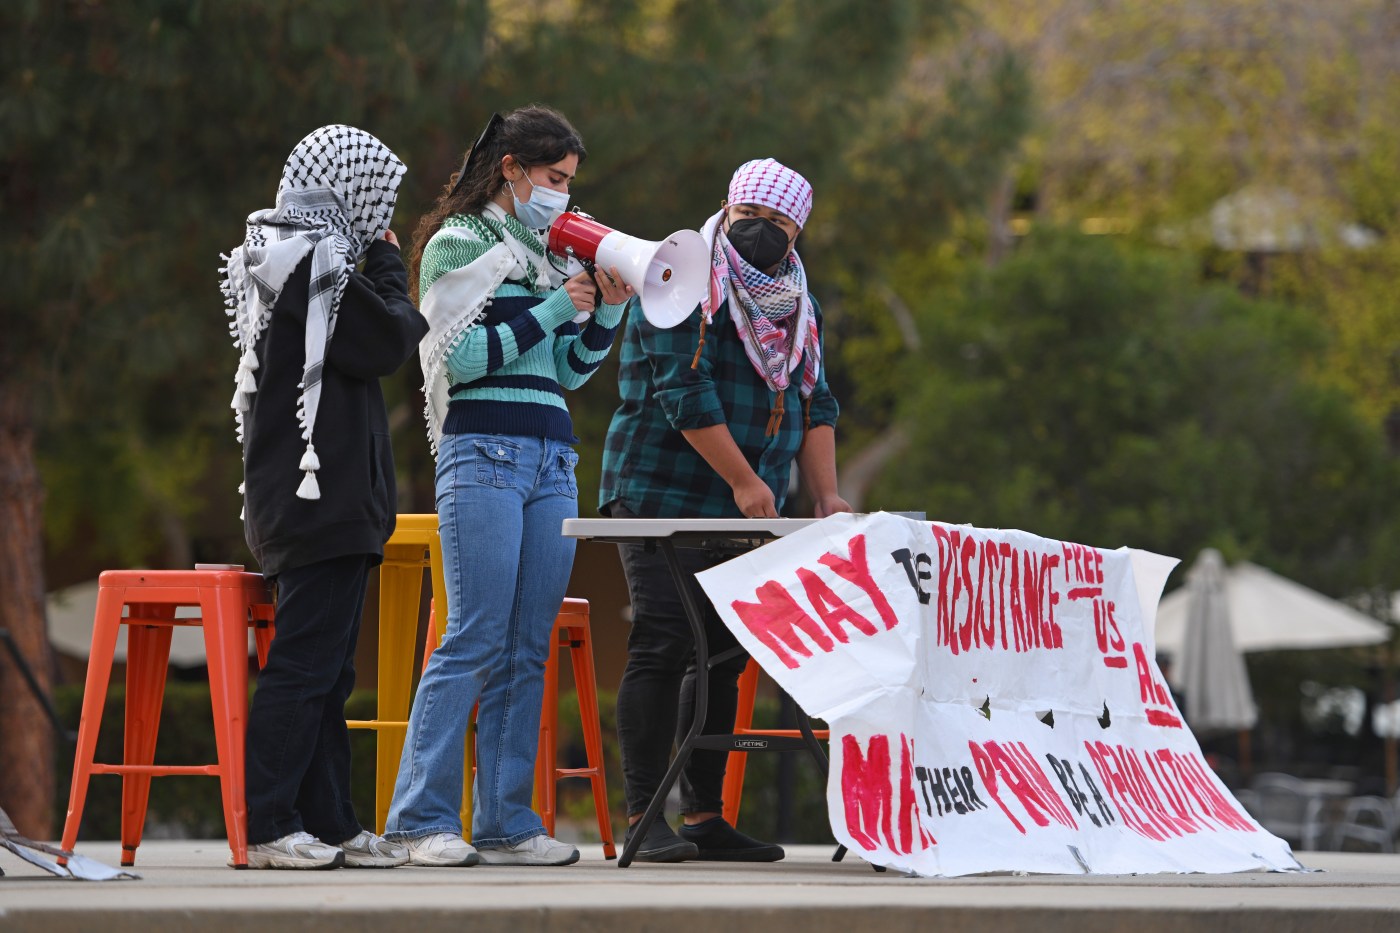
[406,104,586,298]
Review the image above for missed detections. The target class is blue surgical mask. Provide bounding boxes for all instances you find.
[509,173,570,229]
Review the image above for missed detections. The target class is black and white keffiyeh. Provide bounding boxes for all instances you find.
[220,124,406,501]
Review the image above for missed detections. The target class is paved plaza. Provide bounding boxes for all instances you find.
[2,840,1398,933]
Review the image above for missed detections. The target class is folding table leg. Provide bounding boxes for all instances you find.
[617,541,713,868]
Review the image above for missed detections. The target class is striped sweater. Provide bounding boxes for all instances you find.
[420,215,626,442]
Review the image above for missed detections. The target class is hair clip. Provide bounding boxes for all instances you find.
[449,112,504,197]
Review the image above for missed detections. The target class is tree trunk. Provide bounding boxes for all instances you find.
[985,169,1017,267]
[837,427,909,512]
[0,385,54,840]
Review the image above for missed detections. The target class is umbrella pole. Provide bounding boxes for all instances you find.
[1385,638,1398,797]
[1380,601,1398,797]
[1237,729,1253,782]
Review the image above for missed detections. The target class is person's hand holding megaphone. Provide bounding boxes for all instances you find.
[563,264,632,318]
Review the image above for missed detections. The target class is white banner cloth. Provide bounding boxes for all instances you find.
[695,512,1300,876]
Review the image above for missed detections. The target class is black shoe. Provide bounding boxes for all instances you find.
[625,818,699,863]
[678,817,785,862]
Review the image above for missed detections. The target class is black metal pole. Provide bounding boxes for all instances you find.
[617,539,713,868]
[0,628,76,742]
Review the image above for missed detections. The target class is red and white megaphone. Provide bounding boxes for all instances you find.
[548,210,708,329]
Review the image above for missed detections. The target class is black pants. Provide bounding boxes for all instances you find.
[612,512,749,817]
[245,553,370,845]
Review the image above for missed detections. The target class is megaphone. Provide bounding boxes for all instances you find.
[548,210,709,329]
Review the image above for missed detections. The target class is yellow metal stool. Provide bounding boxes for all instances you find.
[345,514,465,834]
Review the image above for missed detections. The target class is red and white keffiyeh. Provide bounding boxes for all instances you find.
[698,159,820,421]
[726,157,813,227]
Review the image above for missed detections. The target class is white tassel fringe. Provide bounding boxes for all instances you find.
[296,470,321,500]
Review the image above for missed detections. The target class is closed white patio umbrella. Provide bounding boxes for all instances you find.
[1152,559,1389,659]
[1177,549,1257,733]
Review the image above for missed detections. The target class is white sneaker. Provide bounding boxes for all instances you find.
[339,830,409,868]
[239,831,344,869]
[402,831,479,866]
[477,834,580,866]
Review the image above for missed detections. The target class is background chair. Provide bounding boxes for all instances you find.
[1330,792,1399,853]
[1244,772,1328,851]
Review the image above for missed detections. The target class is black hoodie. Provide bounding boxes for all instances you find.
[240,239,429,577]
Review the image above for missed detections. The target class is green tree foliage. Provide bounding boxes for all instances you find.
[9,0,1397,826]
[971,0,1399,228]
[965,0,1400,435]
[2,0,1028,573]
[474,1,1031,493]
[870,230,1400,596]
[1278,100,1400,430]
[3,0,491,568]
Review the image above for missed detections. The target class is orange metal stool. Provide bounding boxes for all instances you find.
[421,597,616,858]
[60,568,273,868]
[536,599,616,858]
[721,656,830,828]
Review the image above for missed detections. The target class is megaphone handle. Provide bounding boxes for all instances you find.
[564,247,597,323]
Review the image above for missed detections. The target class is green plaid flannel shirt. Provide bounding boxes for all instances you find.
[599,294,838,518]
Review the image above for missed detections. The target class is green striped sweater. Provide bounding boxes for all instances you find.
[420,214,626,442]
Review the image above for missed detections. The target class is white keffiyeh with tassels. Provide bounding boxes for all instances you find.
[220,124,405,502]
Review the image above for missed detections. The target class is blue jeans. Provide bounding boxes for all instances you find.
[384,432,579,848]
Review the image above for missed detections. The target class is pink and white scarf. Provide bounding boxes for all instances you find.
[698,209,820,401]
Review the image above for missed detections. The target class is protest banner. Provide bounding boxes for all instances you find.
[695,512,1301,876]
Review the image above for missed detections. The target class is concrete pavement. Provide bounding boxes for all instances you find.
[2,840,1398,933]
